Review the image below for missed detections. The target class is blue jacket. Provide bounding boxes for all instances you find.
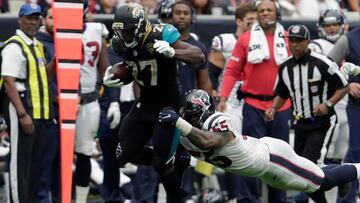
[36,31,59,117]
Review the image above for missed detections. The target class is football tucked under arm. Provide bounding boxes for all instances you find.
[110,62,134,85]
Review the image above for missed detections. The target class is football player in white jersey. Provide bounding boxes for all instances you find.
[158,89,360,203]
[308,9,349,166]
[74,2,112,203]
[208,3,256,133]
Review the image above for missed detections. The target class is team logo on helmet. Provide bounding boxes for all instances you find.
[190,93,208,108]
[132,6,144,20]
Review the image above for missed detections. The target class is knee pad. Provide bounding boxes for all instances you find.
[153,156,173,175]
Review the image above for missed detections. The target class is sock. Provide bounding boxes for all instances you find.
[160,168,183,203]
[320,164,358,191]
[75,153,91,186]
[75,185,89,203]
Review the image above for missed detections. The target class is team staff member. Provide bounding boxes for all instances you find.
[173,0,212,94]
[35,5,60,203]
[265,24,348,200]
[1,3,55,203]
[219,0,291,202]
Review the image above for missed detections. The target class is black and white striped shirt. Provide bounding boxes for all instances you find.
[275,50,348,119]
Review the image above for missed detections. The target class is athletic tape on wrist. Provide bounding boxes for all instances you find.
[175,117,192,135]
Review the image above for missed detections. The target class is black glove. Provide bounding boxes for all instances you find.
[158,107,180,126]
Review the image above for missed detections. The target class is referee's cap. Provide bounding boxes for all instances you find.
[19,3,42,17]
[288,24,310,40]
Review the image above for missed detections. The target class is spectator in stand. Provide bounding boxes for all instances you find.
[0,0,9,13]
[340,0,359,11]
[293,0,339,18]
[94,0,118,14]
[26,0,50,11]
[190,0,213,14]
[219,0,291,202]
[139,0,158,14]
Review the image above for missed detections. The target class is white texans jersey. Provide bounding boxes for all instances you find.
[211,33,241,103]
[308,38,334,55]
[211,33,237,61]
[211,34,237,89]
[80,22,109,94]
[180,112,325,193]
[180,112,270,177]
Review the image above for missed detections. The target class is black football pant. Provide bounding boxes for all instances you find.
[117,101,183,203]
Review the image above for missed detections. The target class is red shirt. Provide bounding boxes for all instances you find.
[220,31,291,111]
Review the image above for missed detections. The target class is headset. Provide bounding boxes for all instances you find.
[252,0,281,21]
[158,0,197,24]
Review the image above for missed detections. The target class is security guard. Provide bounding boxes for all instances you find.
[0,3,55,203]
[265,24,349,202]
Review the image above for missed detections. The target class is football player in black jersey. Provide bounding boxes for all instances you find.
[103,3,205,203]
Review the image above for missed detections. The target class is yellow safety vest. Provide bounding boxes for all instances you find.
[4,35,51,119]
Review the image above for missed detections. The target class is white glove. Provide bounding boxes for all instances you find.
[340,62,360,76]
[103,66,124,87]
[153,39,175,58]
[107,102,121,129]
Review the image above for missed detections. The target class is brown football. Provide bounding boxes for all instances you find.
[110,62,134,85]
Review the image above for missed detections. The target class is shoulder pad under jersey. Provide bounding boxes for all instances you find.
[202,112,232,133]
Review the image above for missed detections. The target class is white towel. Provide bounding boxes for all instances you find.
[248,22,288,65]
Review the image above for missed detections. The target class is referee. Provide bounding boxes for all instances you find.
[265,24,349,166]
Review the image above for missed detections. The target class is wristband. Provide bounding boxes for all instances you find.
[17,112,27,119]
[175,117,192,136]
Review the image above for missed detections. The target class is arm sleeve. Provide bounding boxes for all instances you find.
[198,41,209,70]
[162,24,180,45]
[106,86,120,102]
[209,62,222,90]
[322,62,348,94]
[220,37,245,98]
[274,69,290,99]
[328,35,349,65]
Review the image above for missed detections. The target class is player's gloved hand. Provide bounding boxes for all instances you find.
[115,142,122,159]
[158,107,179,126]
[107,102,121,129]
[153,39,175,58]
[341,62,360,76]
[103,66,124,87]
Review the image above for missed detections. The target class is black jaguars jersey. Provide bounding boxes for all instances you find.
[123,23,182,109]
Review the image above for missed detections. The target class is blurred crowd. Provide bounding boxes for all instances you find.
[0,0,359,18]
